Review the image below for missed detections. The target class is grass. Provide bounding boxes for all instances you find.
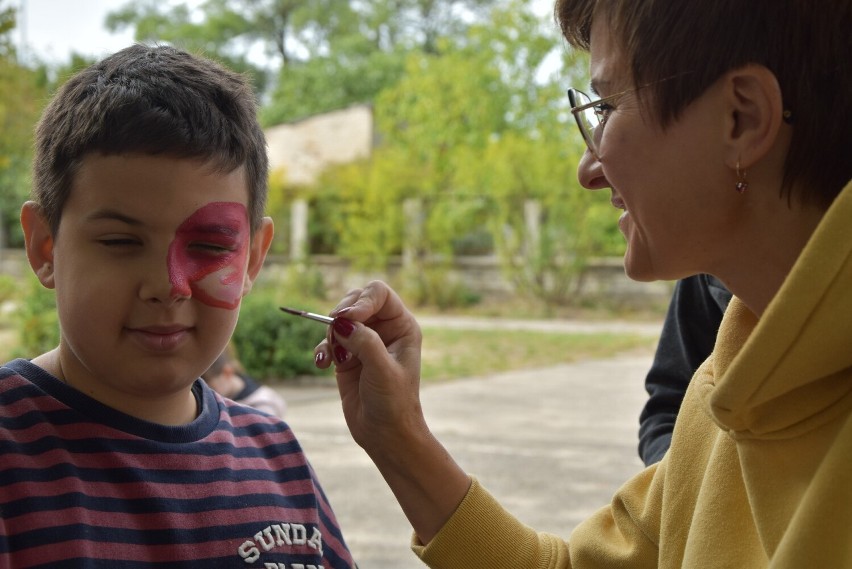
[420,327,656,382]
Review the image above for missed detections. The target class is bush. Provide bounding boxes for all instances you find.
[398,265,481,310]
[0,274,18,306]
[13,275,59,357]
[232,292,329,381]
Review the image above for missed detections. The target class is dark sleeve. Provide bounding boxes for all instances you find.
[638,274,731,465]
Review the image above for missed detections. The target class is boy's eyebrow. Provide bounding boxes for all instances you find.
[85,209,143,226]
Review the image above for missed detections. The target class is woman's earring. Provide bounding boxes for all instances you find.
[735,160,749,193]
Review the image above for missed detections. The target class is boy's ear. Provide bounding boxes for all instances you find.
[242,217,274,296]
[721,64,786,170]
[20,201,56,289]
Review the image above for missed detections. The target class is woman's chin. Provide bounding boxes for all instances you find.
[622,248,659,283]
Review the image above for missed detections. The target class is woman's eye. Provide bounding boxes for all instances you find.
[594,103,615,124]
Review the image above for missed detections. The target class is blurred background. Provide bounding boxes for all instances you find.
[0,0,669,380]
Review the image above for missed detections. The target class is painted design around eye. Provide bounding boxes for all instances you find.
[167,202,249,309]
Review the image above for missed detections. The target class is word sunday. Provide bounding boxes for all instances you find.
[239,522,324,564]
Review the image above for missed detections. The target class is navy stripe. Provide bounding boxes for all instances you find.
[2,489,320,519]
[1,520,327,551]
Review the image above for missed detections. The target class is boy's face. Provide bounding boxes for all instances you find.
[23,153,272,422]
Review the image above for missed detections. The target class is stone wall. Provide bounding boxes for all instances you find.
[265,104,374,187]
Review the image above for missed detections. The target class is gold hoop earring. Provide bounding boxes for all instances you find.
[735,160,749,193]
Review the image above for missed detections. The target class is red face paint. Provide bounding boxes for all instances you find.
[167,202,250,309]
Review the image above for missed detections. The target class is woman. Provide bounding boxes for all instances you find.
[315,1,852,566]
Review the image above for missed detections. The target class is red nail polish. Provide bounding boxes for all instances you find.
[333,317,356,338]
[315,352,325,366]
[334,345,350,363]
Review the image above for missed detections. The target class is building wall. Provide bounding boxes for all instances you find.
[265,105,374,187]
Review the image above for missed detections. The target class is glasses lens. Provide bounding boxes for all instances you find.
[569,89,601,155]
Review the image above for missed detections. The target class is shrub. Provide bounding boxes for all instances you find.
[0,274,18,306]
[13,275,59,357]
[232,292,329,381]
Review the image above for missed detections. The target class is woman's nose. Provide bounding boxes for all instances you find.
[577,148,609,190]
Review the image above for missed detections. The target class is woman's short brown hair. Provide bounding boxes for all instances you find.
[555,0,852,207]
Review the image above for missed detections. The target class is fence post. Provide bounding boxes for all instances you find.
[402,197,424,271]
[290,198,309,262]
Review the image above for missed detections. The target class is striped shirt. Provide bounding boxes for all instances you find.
[0,359,355,568]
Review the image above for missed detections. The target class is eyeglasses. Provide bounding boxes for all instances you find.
[568,73,693,159]
[567,87,629,160]
[569,75,794,160]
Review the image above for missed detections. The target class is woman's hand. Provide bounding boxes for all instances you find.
[314,280,426,452]
[313,280,471,543]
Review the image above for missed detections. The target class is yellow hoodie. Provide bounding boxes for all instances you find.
[414,179,852,568]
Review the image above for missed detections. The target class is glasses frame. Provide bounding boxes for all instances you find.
[567,87,633,160]
[568,73,697,159]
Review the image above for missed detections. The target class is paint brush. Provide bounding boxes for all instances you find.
[279,306,335,325]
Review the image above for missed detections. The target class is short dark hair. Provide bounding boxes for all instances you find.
[33,44,268,233]
[555,0,852,207]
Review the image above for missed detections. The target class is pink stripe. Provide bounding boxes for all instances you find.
[3,442,308,470]
[1,476,317,503]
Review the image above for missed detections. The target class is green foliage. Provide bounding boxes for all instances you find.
[12,275,59,357]
[0,2,50,248]
[262,42,406,126]
[397,265,481,310]
[304,0,620,307]
[0,273,16,305]
[105,0,276,92]
[232,291,328,381]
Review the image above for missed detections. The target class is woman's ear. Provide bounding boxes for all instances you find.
[241,217,274,297]
[20,201,56,289]
[721,64,787,170]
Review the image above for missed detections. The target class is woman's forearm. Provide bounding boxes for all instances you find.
[366,428,472,544]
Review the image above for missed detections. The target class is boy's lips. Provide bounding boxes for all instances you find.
[127,324,193,351]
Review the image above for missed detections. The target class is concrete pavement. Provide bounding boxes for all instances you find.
[281,349,655,568]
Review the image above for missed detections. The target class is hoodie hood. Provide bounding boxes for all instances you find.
[697,179,852,439]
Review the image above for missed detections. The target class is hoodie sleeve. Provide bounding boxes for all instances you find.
[412,471,661,569]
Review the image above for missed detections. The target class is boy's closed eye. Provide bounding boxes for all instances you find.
[188,242,237,255]
[98,236,142,248]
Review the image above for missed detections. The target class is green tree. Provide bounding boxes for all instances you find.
[0,2,50,248]
[105,0,308,93]
[313,0,621,306]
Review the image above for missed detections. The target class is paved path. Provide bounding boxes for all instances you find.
[415,315,663,337]
[282,349,655,568]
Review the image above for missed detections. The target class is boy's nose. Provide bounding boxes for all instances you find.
[140,260,190,305]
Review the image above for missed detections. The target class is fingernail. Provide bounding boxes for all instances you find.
[315,352,326,366]
[333,307,351,317]
[334,345,350,363]
[333,317,356,338]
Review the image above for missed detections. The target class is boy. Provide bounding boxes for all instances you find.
[0,44,355,568]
